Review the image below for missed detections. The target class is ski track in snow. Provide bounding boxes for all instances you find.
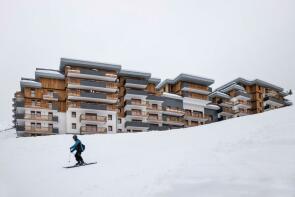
[1,105,295,197]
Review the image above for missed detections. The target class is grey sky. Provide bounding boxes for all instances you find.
[0,0,294,129]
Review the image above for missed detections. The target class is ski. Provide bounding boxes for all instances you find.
[63,162,97,169]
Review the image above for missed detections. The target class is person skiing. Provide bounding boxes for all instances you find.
[70,135,85,166]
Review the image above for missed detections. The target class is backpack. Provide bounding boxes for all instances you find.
[81,143,85,152]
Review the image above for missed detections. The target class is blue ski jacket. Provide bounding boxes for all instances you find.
[70,139,84,153]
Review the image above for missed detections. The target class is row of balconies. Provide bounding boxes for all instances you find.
[67,68,117,82]
[80,126,107,134]
[14,112,58,121]
[16,125,59,134]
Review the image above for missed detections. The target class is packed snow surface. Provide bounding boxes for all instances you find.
[1,106,295,197]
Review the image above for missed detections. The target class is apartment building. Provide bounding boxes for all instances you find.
[13,68,66,136]
[211,78,292,120]
[12,58,292,137]
[157,74,219,128]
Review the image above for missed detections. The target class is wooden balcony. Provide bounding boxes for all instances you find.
[24,126,57,134]
[24,114,58,121]
[80,126,107,134]
[80,114,107,122]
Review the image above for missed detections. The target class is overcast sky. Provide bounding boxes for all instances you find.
[0,0,294,129]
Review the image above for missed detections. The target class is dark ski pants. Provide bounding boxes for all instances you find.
[75,151,84,164]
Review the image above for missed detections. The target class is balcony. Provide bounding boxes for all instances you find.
[125,79,148,89]
[181,86,211,95]
[43,92,59,101]
[67,68,117,82]
[80,126,107,134]
[162,117,184,126]
[23,114,58,122]
[125,89,147,96]
[125,121,150,128]
[125,111,147,119]
[15,100,24,107]
[263,96,285,107]
[24,126,57,135]
[265,90,277,97]
[68,92,118,104]
[80,114,107,123]
[219,100,234,108]
[235,109,250,117]
[67,79,118,93]
[80,103,107,110]
[219,108,235,117]
[184,113,208,122]
[162,107,185,116]
[232,91,251,100]
[147,117,163,124]
[233,100,251,109]
[146,105,162,114]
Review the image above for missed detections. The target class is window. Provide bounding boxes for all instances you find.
[108,126,113,131]
[36,111,41,117]
[118,129,122,132]
[72,112,76,118]
[36,123,41,129]
[48,112,53,120]
[32,100,36,107]
[31,122,36,128]
[152,104,158,109]
[108,115,112,120]
[31,89,35,97]
[48,102,52,109]
[48,90,53,97]
[48,124,53,131]
[72,123,76,129]
[118,118,122,124]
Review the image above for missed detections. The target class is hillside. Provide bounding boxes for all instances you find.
[1,104,295,197]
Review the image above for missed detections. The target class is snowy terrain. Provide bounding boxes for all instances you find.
[1,104,295,197]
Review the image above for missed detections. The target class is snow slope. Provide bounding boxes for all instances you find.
[1,105,295,197]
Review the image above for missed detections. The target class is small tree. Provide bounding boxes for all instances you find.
[289,89,293,95]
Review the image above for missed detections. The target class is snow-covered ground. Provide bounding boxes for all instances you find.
[1,105,295,197]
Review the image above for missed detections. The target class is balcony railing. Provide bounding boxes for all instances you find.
[164,107,185,114]
[24,126,56,134]
[233,91,251,99]
[80,114,107,122]
[126,111,148,117]
[43,93,59,101]
[80,126,107,134]
[126,100,147,106]
[125,121,150,128]
[24,114,58,121]
[263,96,285,105]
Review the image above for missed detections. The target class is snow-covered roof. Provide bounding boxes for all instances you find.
[35,69,65,80]
[20,79,42,88]
[215,77,284,92]
[148,78,161,85]
[209,91,230,99]
[220,83,245,93]
[119,69,151,79]
[205,104,220,110]
[162,92,183,100]
[157,73,214,89]
[60,58,121,71]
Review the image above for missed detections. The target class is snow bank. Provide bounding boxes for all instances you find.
[1,105,295,197]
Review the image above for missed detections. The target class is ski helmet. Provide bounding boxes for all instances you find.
[73,135,78,140]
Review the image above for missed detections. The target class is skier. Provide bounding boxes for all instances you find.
[70,135,85,166]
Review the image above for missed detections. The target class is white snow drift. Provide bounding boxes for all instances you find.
[1,104,295,197]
